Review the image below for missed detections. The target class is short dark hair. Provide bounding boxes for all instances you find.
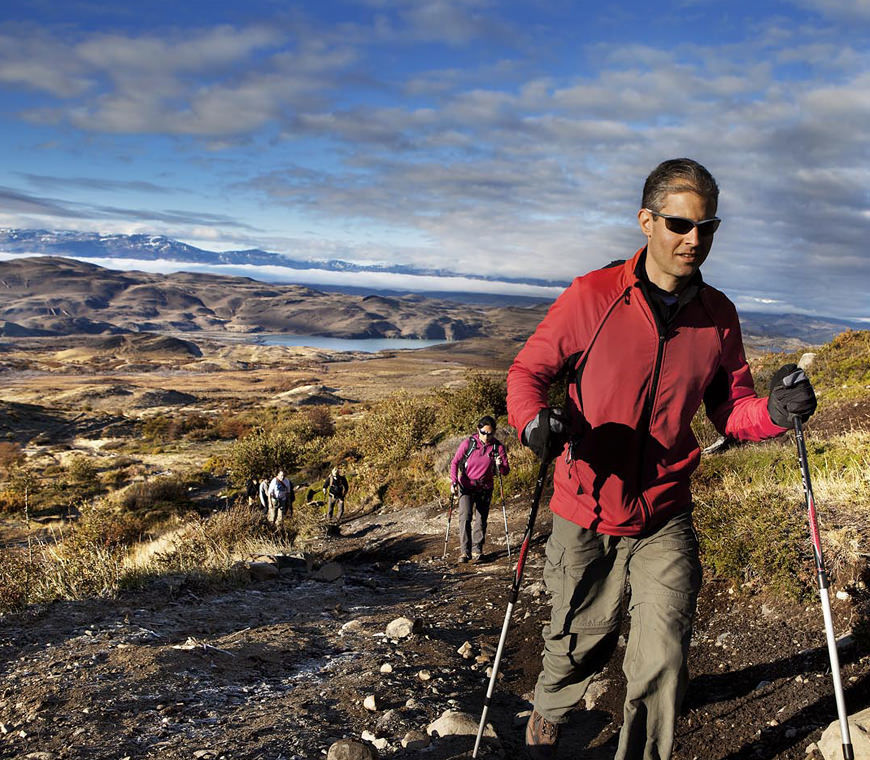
[642,158,719,213]
[477,415,496,431]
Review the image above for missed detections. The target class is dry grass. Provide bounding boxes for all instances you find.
[693,430,870,598]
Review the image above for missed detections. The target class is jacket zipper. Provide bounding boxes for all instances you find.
[637,290,667,524]
[566,286,633,472]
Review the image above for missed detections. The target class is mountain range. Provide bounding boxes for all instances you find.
[0,231,865,349]
[0,228,567,288]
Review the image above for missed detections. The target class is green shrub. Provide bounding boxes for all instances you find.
[226,428,302,487]
[120,475,191,512]
[66,454,98,484]
[436,371,506,432]
[354,391,437,469]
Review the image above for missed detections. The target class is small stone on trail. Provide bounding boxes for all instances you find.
[583,679,611,709]
[379,662,393,674]
[836,631,856,651]
[385,616,421,639]
[401,730,430,750]
[247,561,279,581]
[311,561,344,582]
[327,739,377,760]
[427,709,497,739]
[836,590,850,601]
[417,669,431,681]
[457,641,473,659]
[363,694,379,712]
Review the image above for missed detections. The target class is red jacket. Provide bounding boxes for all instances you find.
[507,248,785,536]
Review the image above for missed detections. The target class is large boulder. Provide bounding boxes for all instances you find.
[818,707,870,759]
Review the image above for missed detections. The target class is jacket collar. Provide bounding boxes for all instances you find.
[623,247,705,302]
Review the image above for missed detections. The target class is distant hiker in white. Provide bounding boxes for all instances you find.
[267,470,293,526]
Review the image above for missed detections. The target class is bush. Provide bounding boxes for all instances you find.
[227,428,302,487]
[120,475,191,512]
[0,442,24,473]
[436,371,507,432]
[353,391,437,469]
[66,454,98,484]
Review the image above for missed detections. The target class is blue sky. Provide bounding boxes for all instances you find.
[0,0,868,319]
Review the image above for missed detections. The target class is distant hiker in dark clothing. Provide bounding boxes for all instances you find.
[257,478,269,512]
[324,466,349,522]
[267,470,293,526]
[245,476,259,506]
[449,416,509,563]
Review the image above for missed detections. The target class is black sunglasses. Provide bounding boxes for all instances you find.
[645,209,721,237]
[478,429,494,436]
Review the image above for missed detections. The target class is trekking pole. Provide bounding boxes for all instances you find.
[443,490,455,559]
[472,452,552,758]
[490,448,512,561]
[794,417,853,760]
[497,470,511,561]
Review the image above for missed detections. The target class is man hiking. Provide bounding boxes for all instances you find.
[449,415,510,563]
[506,158,817,760]
[324,465,349,522]
[267,469,293,527]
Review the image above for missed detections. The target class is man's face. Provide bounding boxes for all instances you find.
[638,191,716,292]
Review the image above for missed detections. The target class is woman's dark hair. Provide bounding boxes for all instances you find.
[477,415,496,430]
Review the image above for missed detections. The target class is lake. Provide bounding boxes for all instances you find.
[255,334,448,352]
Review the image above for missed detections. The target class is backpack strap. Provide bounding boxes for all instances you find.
[459,435,478,475]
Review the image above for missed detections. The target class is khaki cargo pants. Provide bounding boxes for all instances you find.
[533,510,701,760]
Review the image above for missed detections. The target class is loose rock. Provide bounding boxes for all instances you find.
[385,617,420,639]
[326,739,377,760]
[401,730,430,750]
[247,562,279,581]
[312,561,345,583]
[427,709,497,739]
[818,706,870,760]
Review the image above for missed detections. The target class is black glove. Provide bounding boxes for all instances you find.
[521,407,569,460]
[767,363,817,428]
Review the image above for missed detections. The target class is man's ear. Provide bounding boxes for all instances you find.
[638,208,653,238]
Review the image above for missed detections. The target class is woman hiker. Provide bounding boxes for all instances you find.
[449,415,509,563]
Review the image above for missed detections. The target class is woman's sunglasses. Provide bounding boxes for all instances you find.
[645,209,721,237]
[478,429,494,437]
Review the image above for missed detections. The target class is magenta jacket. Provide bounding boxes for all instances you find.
[450,433,509,492]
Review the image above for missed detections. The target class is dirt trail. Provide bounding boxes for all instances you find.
[1,496,868,760]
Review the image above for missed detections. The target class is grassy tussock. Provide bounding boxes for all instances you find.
[0,502,293,614]
[693,430,870,599]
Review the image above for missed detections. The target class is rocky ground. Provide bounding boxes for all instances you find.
[1,490,868,760]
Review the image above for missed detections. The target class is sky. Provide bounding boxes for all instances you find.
[0,0,868,319]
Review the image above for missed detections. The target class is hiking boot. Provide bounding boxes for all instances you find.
[525,710,559,759]
[458,555,470,564]
[472,553,485,563]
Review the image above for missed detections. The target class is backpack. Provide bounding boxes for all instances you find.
[459,435,500,485]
